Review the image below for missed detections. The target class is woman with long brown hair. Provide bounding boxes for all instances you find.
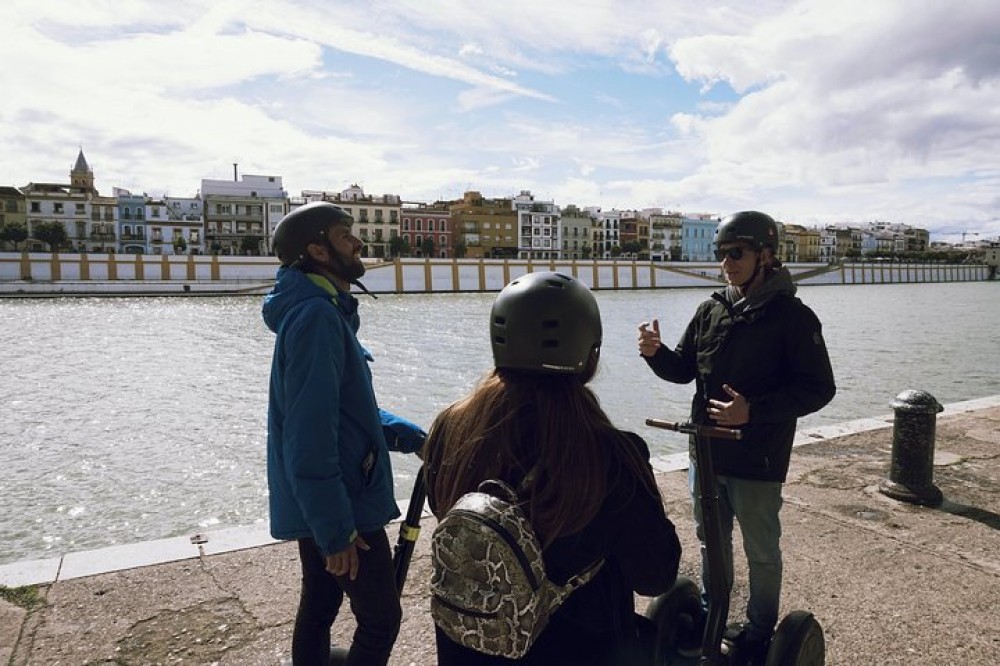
[424,271,681,665]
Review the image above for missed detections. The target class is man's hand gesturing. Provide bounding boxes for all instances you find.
[638,319,662,357]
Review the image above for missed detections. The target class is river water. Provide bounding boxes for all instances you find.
[1,281,998,565]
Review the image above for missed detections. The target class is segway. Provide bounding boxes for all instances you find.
[329,468,427,664]
[644,419,825,666]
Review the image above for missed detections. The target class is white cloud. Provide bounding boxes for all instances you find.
[1,0,998,241]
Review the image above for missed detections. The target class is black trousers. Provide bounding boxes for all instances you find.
[292,529,401,665]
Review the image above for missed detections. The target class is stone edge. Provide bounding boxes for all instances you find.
[3,394,998,588]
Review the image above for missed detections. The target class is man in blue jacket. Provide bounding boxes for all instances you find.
[638,211,835,664]
[263,202,425,665]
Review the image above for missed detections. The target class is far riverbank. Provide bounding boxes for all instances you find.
[0,252,992,296]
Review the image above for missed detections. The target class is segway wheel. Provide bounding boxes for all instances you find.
[644,576,703,664]
[765,610,825,666]
[328,646,350,665]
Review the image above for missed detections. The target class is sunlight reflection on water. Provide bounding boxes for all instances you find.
[1,281,997,563]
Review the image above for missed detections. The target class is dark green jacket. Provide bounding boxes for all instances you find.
[644,267,836,481]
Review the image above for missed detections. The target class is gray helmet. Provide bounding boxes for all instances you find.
[490,271,602,374]
[272,202,353,267]
[715,211,779,251]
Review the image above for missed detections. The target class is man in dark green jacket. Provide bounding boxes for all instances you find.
[638,211,835,663]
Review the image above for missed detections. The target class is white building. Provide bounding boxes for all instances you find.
[201,173,286,255]
[513,190,560,260]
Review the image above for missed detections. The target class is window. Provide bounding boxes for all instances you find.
[416,219,423,231]
[54,203,64,214]
[375,210,383,223]
[428,220,435,232]
[403,220,410,231]
[75,203,85,215]
[151,206,161,218]
[30,202,40,212]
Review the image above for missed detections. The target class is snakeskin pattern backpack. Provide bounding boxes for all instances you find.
[429,478,604,659]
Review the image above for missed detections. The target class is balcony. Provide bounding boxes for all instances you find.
[90,232,116,241]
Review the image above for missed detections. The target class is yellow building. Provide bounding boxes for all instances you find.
[449,191,517,259]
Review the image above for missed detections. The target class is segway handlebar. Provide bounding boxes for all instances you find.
[645,418,742,441]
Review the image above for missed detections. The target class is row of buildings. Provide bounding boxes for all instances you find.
[0,150,990,263]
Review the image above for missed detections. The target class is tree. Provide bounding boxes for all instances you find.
[173,235,187,254]
[240,235,262,256]
[389,235,410,258]
[0,222,28,250]
[621,240,642,256]
[453,241,467,258]
[33,221,68,251]
[421,237,435,257]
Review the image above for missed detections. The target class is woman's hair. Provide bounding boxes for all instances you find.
[425,353,661,548]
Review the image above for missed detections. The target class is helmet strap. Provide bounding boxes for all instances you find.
[740,250,764,292]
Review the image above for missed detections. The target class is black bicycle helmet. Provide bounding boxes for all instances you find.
[272,202,353,267]
[490,271,602,374]
[715,211,779,251]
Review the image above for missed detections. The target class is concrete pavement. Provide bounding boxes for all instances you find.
[2,397,999,665]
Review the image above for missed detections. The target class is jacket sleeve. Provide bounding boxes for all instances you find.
[750,305,837,424]
[610,434,681,597]
[281,306,357,556]
[643,311,700,385]
[380,409,427,454]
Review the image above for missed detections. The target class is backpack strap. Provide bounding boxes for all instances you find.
[476,478,518,502]
[549,557,605,610]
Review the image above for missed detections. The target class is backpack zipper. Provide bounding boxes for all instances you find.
[432,592,498,618]
[451,508,540,590]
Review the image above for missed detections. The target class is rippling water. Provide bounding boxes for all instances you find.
[1,281,998,564]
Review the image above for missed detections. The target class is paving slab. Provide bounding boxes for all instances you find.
[4,401,999,665]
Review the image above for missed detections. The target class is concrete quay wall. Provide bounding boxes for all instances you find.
[0,251,991,296]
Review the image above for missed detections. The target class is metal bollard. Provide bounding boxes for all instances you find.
[879,389,944,506]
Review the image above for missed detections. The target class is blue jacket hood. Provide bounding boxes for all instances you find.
[262,266,358,334]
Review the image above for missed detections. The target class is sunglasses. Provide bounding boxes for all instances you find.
[714,246,753,261]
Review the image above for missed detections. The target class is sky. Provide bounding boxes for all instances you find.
[2,0,999,243]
